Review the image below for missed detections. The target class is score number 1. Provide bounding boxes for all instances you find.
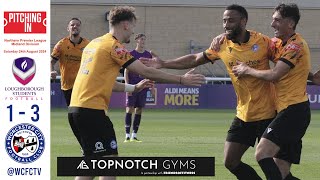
[7,104,40,122]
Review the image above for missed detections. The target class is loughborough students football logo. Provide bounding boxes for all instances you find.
[12,57,36,85]
[5,123,45,164]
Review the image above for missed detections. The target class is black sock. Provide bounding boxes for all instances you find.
[230,162,262,180]
[125,113,132,134]
[133,114,141,133]
[258,158,282,180]
[284,172,300,180]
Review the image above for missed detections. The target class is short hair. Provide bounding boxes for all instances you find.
[134,33,146,40]
[108,6,137,26]
[226,4,248,21]
[69,17,81,24]
[274,3,300,30]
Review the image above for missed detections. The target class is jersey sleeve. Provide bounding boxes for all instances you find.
[266,37,276,62]
[280,41,303,68]
[51,40,63,60]
[111,42,136,68]
[203,48,220,63]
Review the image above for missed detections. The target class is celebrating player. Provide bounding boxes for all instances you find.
[232,3,311,179]
[51,18,90,106]
[141,4,276,180]
[68,6,205,180]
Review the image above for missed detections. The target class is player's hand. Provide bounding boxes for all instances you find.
[210,33,226,52]
[51,71,58,79]
[312,69,320,85]
[134,79,155,93]
[232,61,249,77]
[139,56,163,69]
[180,69,205,86]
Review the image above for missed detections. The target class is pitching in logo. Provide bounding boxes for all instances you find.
[4,12,47,33]
[5,123,45,164]
[12,57,36,85]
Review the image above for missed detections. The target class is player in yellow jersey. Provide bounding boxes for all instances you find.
[142,4,275,180]
[233,3,310,180]
[51,18,90,106]
[68,6,205,180]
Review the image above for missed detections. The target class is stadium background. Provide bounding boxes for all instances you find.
[51,0,320,76]
[51,1,320,179]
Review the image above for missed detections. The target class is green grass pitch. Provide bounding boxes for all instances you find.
[51,108,320,180]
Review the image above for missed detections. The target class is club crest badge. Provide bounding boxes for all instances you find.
[252,44,259,52]
[5,123,45,164]
[12,57,36,85]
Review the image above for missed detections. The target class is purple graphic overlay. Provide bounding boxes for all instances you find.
[12,57,36,85]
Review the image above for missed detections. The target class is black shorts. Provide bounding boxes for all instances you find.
[68,107,118,157]
[262,101,310,164]
[62,89,72,106]
[226,117,273,147]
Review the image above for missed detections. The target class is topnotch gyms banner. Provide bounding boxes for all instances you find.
[0,0,50,179]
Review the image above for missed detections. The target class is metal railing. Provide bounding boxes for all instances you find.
[53,76,232,83]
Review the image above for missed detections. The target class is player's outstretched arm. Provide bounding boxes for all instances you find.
[140,52,208,70]
[112,79,154,92]
[232,60,290,81]
[112,81,127,92]
[133,79,154,93]
[127,60,205,86]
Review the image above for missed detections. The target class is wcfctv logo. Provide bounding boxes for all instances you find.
[4,12,46,33]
